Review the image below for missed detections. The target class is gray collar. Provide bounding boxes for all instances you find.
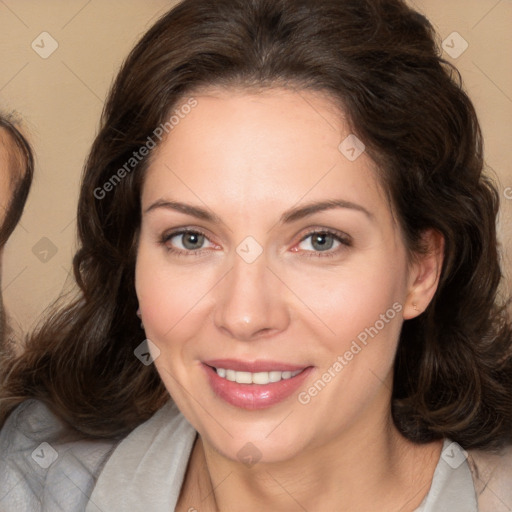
[86,401,196,512]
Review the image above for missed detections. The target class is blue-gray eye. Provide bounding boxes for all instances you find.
[161,230,212,253]
[172,231,206,250]
[298,232,344,253]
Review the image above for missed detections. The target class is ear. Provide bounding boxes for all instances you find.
[403,228,445,320]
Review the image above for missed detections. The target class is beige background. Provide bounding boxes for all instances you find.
[0,0,511,334]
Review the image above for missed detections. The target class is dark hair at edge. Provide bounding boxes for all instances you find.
[1,0,511,449]
[0,113,34,246]
[0,113,34,347]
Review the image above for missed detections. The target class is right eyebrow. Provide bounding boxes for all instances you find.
[144,200,221,223]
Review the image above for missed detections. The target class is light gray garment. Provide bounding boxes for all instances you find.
[0,398,479,512]
[0,399,118,511]
[88,400,478,512]
[86,400,197,512]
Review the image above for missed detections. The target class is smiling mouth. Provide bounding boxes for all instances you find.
[210,366,304,385]
[202,362,313,409]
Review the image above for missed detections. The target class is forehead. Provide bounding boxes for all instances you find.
[142,87,390,222]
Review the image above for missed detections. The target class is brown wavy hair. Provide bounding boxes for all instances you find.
[1,0,511,450]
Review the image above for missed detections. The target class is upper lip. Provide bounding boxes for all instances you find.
[203,359,310,373]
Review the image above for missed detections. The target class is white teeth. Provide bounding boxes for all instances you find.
[215,368,302,384]
[235,371,252,384]
[269,371,282,383]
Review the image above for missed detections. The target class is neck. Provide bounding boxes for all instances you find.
[192,404,443,512]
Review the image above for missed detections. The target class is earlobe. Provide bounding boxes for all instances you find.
[403,229,445,320]
[136,307,144,329]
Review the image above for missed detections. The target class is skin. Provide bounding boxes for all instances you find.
[135,87,445,512]
[0,128,14,243]
[0,129,17,342]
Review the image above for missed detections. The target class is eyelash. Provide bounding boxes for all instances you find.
[158,228,352,259]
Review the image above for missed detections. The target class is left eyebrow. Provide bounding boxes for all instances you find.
[280,199,374,224]
[143,198,374,224]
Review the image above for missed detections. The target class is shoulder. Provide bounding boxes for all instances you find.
[467,443,512,512]
[0,398,119,511]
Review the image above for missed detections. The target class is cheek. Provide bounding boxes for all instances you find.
[289,255,406,346]
[289,261,406,425]
[134,244,213,346]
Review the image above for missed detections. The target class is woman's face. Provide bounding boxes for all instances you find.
[136,87,419,464]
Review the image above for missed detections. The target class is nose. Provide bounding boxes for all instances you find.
[213,252,290,342]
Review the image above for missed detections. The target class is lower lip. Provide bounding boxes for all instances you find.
[202,364,314,410]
